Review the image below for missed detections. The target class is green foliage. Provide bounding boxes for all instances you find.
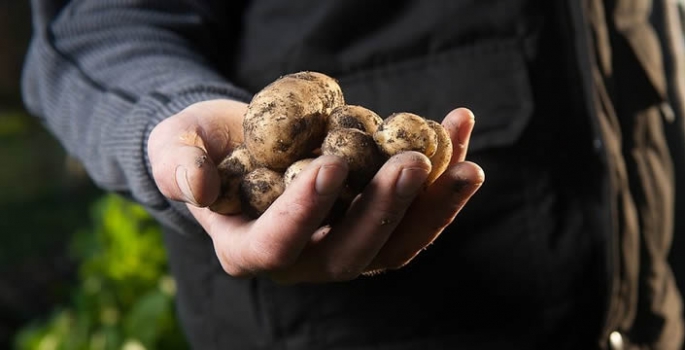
[14,194,189,350]
[0,111,32,137]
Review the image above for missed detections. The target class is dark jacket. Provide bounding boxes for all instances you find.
[21,0,685,349]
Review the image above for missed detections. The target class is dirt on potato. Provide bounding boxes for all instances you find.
[239,167,285,218]
[322,128,385,191]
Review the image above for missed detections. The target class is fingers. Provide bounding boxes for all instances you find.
[366,161,484,272]
[269,151,431,283]
[149,127,221,206]
[239,156,348,271]
[147,99,247,206]
[195,156,348,277]
[194,151,432,283]
[442,107,475,164]
[364,107,481,272]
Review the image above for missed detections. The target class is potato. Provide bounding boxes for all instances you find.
[328,105,383,134]
[322,128,385,191]
[373,112,438,158]
[243,71,345,171]
[209,144,255,214]
[425,120,453,187]
[283,158,315,187]
[239,168,286,218]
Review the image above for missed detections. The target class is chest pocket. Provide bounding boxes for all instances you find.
[337,38,533,152]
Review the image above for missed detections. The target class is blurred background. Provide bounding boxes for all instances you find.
[0,2,189,349]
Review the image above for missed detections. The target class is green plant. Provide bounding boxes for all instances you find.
[14,194,189,350]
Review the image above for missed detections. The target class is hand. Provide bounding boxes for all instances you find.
[148,100,484,284]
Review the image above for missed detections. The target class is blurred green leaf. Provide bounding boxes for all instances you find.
[123,291,170,347]
[14,194,190,350]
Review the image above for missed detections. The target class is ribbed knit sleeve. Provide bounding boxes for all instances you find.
[21,0,252,235]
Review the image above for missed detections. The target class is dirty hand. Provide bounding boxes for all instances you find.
[147,99,484,284]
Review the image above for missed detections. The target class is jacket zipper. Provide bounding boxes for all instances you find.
[567,0,620,345]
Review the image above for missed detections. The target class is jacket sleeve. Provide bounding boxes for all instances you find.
[21,0,252,235]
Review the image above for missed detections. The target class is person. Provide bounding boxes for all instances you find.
[21,0,685,349]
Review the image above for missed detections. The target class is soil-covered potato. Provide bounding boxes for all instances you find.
[327,105,383,134]
[243,71,345,171]
[373,112,438,158]
[322,128,385,191]
[425,119,453,187]
[239,168,286,218]
[209,144,255,214]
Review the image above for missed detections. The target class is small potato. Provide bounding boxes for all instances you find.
[328,105,383,134]
[243,71,345,171]
[209,144,255,215]
[425,120,453,187]
[283,158,315,187]
[322,128,385,191]
[239,168,286,219]
[373,112,438,158]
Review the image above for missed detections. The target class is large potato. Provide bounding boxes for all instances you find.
[243,71,345,171]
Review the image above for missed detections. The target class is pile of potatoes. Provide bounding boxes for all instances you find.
[209,71,453,220]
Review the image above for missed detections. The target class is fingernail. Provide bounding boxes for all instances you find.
[396,167,429,198]
[175,166,198,205]
[315,163,347,195]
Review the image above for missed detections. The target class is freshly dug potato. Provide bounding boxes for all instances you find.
[327,105,383,134]
[239,168,286,219]
[283,158,315,187]
[209,144,255,214]
[243,71,345,171]
[322,128,385,191]
[425,120,453,187]
[373,112,438,158]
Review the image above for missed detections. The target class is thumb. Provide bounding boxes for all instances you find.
[149,127,221,207]
[148,99,248,206]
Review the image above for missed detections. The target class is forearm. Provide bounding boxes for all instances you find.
[21,0,251,234]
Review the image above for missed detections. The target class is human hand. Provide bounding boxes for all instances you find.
[148,100,484,284]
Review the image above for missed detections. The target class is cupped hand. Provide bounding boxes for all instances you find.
[148,99,484,284]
